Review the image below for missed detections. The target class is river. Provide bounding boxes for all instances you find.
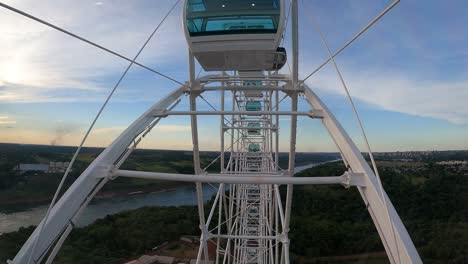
[0,161,335,234]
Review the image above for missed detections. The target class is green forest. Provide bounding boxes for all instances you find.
[1,159,467,263]
[289,161,468,263]
[0,143,338,211]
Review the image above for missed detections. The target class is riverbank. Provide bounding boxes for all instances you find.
[0,180,192,213]
[2,158,468,263]
[0,160,340,233]
[0,183,219,233]
[0,159,338,213]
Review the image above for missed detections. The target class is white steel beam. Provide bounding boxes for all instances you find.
[303,85,422,264]
[112,170,363,186]
[153,110,322,117]
[11,86,186,264]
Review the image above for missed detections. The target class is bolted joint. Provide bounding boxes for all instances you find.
[189,89,202,97]
[279,233,289,244]
[308,109,324,119]
[342,171,352,189]
[199,226,212,241]
[283,89,297,98]
[189,80,202,91]
[94,165,115,179]
[152,109,169,118]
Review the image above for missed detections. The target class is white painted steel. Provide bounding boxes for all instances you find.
[112,170,364,185]
[154,110,320,117]
[303,86,422,264]
[10,86,186,264]
[13,67,420,263]
[11,76,421,264]
[10,0,422,263]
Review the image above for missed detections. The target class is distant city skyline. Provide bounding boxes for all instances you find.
[1,0,467,152]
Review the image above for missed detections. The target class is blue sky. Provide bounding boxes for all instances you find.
[0,0,467,152]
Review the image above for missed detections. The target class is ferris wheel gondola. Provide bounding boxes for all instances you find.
[184,0,287,71]
[3,0,424,263]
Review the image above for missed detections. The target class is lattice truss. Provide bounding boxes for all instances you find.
[3,0,424,263]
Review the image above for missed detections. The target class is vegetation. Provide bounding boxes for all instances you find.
[0,206,199,264]
[289,161,468,263]
[0,143,338,211]
[1,144,467,263]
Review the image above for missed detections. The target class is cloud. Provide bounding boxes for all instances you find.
[92,127,125,135]
[297,0,468,125]
[155,125,191,132]
[0,115,16,125]
[0,0,188,103]
[0,120,16,124]
[304,66,468,124]
[91,125,190,136]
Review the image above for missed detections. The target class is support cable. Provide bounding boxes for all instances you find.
[297,0,400,88]
[280,1,292,47]
[302,2,402,263]
[27,1,181,262]
[279,1,293,75]
[0,1,187,88]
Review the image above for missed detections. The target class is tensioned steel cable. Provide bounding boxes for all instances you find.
[296,0,400,89]
[282,1,293,75]
[0,1,188,88]
[26,1,182,263]
[302,1,402,263]
[280,1,292,47]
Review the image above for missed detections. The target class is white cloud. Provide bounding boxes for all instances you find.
[296,0,468,125]
[155,125,191,132]
[1,0,467,129]
[92,126,125,135]
[0,120,16,124]
[90,124,190,138]
[0,0,187,103]
[304,67,468,124]
[0,115,16,125]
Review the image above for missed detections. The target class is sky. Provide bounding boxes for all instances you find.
[0,0,467,152]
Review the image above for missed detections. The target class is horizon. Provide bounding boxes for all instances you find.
[1,0,467,152]
[1,141,467,154]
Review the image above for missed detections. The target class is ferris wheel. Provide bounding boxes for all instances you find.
[4,0,423,263]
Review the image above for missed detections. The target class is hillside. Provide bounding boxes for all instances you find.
[0,143,339,211]
[1,159,467,263]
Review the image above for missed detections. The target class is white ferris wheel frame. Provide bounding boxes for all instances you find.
[9,0,423,264]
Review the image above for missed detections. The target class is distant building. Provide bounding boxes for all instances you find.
[48,161,70,173]
[14,162,71,174]
[436,161,468,166]
[180,236,199,244]
[14,164,49,174]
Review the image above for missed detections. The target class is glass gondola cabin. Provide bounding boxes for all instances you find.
[248,143,260,152]
[184,0,287,71]
[246,101,262,111]
[247,122,261,135]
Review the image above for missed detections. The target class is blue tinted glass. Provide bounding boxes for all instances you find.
[186,0,280,36]
[246,101,262,111]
